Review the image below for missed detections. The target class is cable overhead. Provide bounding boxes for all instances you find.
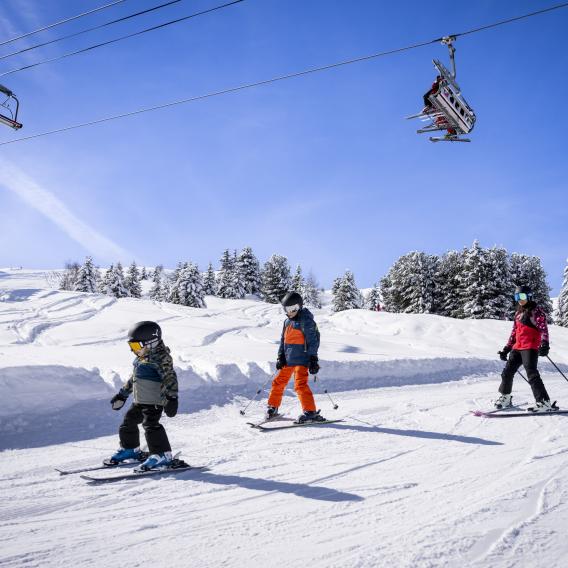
[2,1,568,147]
[0,0,128,48]
[0,0,244,78]
[0,0,187,63]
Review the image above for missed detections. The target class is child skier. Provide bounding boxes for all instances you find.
[109,321,179,470]
[495,285,557,413]
[266,291,325,424]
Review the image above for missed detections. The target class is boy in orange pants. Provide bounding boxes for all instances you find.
[267,292,325,424]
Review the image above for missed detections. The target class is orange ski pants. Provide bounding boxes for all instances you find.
[268,365,316,411]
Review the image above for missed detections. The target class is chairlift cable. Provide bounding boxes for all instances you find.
[0,0,129,48]
[0,0,244,78]
[1,1,568,146]
[0,0,187,63]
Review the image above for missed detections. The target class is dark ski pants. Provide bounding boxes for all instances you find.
[499,349,550,402]
[119,403,171,455]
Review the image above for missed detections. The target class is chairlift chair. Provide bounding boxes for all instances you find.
[0,84,23,130]
[406,36,475,143]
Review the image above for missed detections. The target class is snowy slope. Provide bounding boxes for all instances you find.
[1,268,568,568]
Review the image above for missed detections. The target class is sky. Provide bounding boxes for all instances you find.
[0,0,566,292]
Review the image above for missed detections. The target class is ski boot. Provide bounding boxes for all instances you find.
[494,394,513,410]
[265,406,279,420]
[529,400,559,413]
[108,447,146,465]
[138,451,173,471]
[296,409,326,424]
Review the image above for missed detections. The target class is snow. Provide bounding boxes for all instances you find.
[1,267,568,567]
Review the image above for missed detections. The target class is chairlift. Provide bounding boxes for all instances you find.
[406,36,475,143]
[0,83,23,130]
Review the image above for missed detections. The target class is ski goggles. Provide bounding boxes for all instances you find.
[514,292,529,302]
[284,304,300,314]
[128,341,145,352]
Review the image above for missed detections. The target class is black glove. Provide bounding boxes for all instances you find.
[308,356,320,375]
[538,341,550,357]
[110,391,128,411]
[498,346,512,361]
[276,353,286,370]
[164,395,178,417]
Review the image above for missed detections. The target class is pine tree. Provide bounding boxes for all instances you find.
[237,246,261,295]
[74,256,99,293]
[59,261,80,291]
[203,262,217,296]
[170,262,206,308]
[301,272,322,309]
[149,265,165,301]
[125,261,142,298]
[231,250,246,299]
[140,266,148,280]
[291,265,304,293]
[261,254,291,303]
[110,263,130,298]
[365,284,382,311]
[556,259,568,327]
[435,250,466,318]
[332,271,363,312]
[510,253,553,320]
[217,250,244,299]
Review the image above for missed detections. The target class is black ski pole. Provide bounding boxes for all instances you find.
[312,374,339,410]
[517,369,530,384]
[239,372,276,416]
[546,355,568,383]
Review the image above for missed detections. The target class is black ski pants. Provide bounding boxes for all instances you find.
[499,349,549,402]
[119,403,171,455]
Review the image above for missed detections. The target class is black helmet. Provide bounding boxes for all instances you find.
[514,285,533,301]
[281,291,303,312]
[127,321,162,345]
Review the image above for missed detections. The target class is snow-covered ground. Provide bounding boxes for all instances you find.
[1,268,568,568]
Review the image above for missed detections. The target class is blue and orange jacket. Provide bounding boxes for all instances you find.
[278,308,320,367]
[506,303,549,351]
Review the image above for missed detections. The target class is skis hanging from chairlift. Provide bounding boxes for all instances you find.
[0,83,23,130]
[406,36,475,143]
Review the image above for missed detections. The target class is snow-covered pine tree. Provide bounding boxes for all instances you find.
[461,242,510,320]
[216,250,243,299]
[149,265,165,301]
[140,266,147,280]
[261,254,291,303]
[301,272,322,309]
[331,277,342,297]
[237,246,261,295]
[203,262,217,296]
[168,262,187,304]
[379,252,438,314]
[291,265,304,293]
[125,262,142,298]
[59,261,80,291]
[365,284,382,311]
[170,262,206,308]
[555,259,568,327]
[231,250,246,299]
[100,263,130,298]
[510,253,553,320]
[74,256,99,293]
[99,264,113,295]
[436,249,467,318]
[332,270,363,312]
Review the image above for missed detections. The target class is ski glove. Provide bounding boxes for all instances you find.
[498,346,512,361]
[164,395,178,418]
[110,391,128,411]
[276,353,287,370]
[538,341,550,357]
[308,356,320,375]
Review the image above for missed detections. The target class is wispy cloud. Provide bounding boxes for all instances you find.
[0,159,131,262]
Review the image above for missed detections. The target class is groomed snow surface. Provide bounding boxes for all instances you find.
[1,268,568,568]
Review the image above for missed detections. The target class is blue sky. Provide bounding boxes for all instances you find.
[0,0,566,292]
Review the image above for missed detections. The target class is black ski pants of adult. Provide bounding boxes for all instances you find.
[499,349,549,402]
[119,403,171,454]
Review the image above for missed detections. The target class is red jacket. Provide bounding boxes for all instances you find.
[506,304,549,351]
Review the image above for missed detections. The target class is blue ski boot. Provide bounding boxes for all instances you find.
[109,447,145,464]
[139,452,173,471]
[296,409,326,424]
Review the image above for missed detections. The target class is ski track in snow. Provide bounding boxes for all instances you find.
[2,271,568,567]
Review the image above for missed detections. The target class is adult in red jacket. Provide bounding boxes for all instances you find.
[495,286,556,412]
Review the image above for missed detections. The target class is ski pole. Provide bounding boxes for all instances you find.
[517,369,530,384]
[312,374,339,410]
[546,355,568,383]
[239,372,277,416]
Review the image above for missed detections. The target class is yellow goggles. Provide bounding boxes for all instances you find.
[128,341,144,352]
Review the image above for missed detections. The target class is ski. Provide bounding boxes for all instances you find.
[250,419,344,431]
[56,453,149,475]
[469,403,528,418]
[246,413,288,428]
[80,463,208,483]
[473,409,568,418]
